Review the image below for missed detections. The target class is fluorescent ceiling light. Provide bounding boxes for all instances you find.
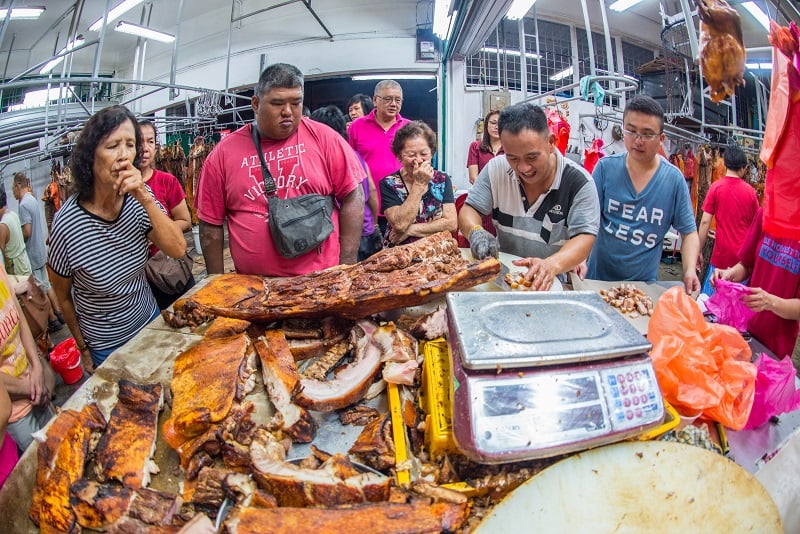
[88,0,144,32]
[0,6,45,19]
[352,74,437,80]
[433,0,453,38]
[481,46,539,60]
[8,86,74,112]
[549,66,573,81]
[609,0,643,12]
[506,0,537,20]
[115,21,175,43]
[745,62,772,69]
[39,36,85,74]
[741,2,770,31]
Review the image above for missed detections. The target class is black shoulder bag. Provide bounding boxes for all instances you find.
[251,123,334,258]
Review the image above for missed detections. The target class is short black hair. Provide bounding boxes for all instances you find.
[0,188,6,209]
[71,105,141,202]
[348,94,374,115]
[723,144,748,171]
[391,121,437,158]
[623,95,665,132]
[311,105,348,140]
[498,102,549,137]
[255,63,304,97]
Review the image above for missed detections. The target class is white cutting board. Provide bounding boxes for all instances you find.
[477,440,783,533]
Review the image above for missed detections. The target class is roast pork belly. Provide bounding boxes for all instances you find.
[348,414,395,471]
[29,404,107,532]
[395,306,448,340]
[95,380,164,488]
[163,333,252,445]
[69,479,182,531]
[294,320,383,412]
[223,500,468,534]
[372,323,419,386]
[256,331,317,443]
[169,232,500,323]
[249,430,390,508]
[203,316,251,339]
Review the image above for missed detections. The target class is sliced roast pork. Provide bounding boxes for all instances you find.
[249,429,390,507]
[29,404,107,532]
[294,320,383,412]
[256,331,317,443]
[94,380,164,488]
[223,500,468,534]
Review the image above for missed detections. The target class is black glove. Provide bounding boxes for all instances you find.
[469,228,499,260]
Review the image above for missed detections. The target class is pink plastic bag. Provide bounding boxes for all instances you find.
[705,279,756,332]
[745,353,800,429]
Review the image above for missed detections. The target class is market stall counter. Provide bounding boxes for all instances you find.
[1,236,796,532]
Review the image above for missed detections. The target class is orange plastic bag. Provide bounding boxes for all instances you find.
[647,287,757,430]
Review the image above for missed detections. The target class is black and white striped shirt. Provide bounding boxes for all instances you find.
[48,194,157,351]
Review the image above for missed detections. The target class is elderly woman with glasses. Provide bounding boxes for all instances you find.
[379,121,457,247]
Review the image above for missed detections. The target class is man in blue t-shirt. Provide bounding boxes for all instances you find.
[585,96,700,293]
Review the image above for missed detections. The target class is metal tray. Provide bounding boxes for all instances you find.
[445,291,652,370]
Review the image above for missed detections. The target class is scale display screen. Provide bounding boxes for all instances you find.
[455,357,665,460]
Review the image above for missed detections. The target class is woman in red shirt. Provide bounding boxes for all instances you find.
[467,110,503,184]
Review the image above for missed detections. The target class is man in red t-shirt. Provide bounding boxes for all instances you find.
[698,144,759,294]
[714,209,800,359]
[196,63,364,277]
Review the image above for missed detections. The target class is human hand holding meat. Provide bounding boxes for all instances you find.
[512,256,558,291]
[694,0,746,102]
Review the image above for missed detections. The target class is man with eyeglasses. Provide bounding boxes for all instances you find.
[349,80,411,233]
[585,95,700,293]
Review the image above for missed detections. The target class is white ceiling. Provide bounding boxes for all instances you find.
[0,0,784,83]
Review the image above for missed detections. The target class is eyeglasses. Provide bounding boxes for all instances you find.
[487,120,499,126]
[622,129,662,141]
[376,95,403,104]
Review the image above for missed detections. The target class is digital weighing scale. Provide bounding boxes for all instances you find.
[444,291,665,463]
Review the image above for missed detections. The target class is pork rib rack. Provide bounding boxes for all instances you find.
[168,231,501,324]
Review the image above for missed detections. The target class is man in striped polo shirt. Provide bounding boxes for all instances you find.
[459,102,600,292]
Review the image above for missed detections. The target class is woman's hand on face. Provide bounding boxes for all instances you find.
[113,161,147,201]
[412,160,434,186]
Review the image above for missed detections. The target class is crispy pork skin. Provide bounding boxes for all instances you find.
[70,478,132,529]
[203,317,251,339]
[169,232,500,323]
[164,333,251,443]
[95,380,164,488]
[256,332,317,443]
[294,320,382,412]
[30,404,107,532]
[249,430,390,507]
[223,500,468,534]
[348,414,395,471]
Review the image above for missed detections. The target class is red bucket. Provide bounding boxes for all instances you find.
[50,338,84,385]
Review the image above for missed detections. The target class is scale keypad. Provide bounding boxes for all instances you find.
[602,362,662,431]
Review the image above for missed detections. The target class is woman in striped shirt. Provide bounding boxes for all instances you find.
[47,105,186,373]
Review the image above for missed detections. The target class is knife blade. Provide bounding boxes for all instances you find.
[493,262,512,291]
